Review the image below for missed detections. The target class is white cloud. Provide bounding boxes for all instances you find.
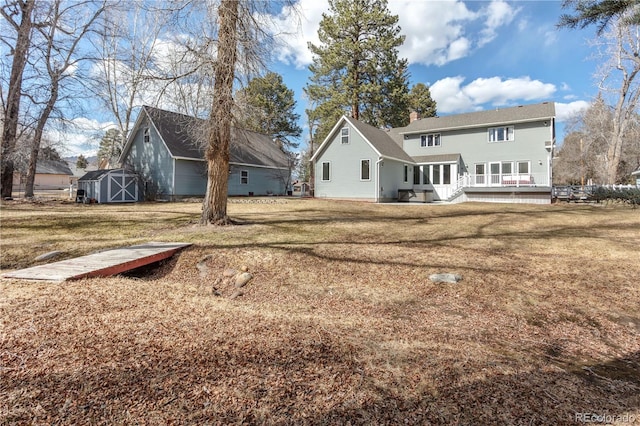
[268,0,327,69]
[48,117,117,157]
[478,0,518,47]
[556,101,590,122]
[431,75,557,114]
[271,0,520,68]
[430,76,477,113]
[391,0,476,66]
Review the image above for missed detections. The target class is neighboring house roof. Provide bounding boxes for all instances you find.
[412,154,461,164]
[35,159,73,176]
[311,115,415,164]
[120,106,290,169]
[632,168,640,176]
[67,160,99,179]
[396,102,556,136]
[78,169,112,181]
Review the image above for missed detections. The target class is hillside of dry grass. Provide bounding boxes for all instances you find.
[1,199,639,424]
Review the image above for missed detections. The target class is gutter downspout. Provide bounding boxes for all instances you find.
[375,157,383,203]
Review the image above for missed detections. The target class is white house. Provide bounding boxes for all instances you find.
[311,102,556,204]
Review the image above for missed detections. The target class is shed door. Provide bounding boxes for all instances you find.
[108,172,138,202]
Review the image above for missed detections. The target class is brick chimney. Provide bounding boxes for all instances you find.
[409,111,420,123]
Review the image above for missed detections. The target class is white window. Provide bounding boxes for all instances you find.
[488,126,514,142]
[143,127,150,143]
[322,161,331,181]
[420,133,441,147]
[443,164,451,185]
[240,170,248,184]
[432,165,441,185]
[413,166,421,185]
[422,165,430,184]
[341,127,349,144]
[361,159,371,181]
[403,164,409,183]
[517,161,530,174]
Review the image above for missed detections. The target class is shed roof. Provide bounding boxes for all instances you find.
[78,169,112,181]
[397,102,556,135]
[135,106,290,169]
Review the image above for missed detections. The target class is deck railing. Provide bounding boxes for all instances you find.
[459,173,549,188]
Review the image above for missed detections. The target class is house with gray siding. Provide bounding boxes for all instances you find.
[312,102,556,204]
[119,106,291,200]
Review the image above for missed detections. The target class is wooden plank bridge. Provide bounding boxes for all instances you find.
[1,242,191,282]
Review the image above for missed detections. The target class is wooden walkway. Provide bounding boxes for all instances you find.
[2,242,192,282]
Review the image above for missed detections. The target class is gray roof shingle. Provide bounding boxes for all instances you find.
[397,102,555,134]
[36,159,73,175]
[412,154,461,164]
[344,116,415,163]
[143,106,290,169]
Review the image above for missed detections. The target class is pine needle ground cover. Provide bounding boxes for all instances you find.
[1,199,639,424]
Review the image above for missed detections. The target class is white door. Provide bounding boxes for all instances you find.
[489,162,501,186]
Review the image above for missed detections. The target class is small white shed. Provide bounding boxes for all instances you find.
[77,169,140,203]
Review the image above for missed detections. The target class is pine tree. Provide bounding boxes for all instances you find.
[408,83,437,118]
[235,72,302,150]
[97,128,124,166]
[559,0,640,34]
[305,0,410,141]
[76,154,88,169]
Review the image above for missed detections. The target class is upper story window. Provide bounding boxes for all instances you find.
[341,127,349,144]
[420,133,440,147]
[488,126,514,142]
[143,127,150,143]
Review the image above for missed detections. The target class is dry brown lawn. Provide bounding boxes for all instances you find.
[1,198,639,425]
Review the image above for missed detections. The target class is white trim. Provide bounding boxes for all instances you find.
[341,127,350,144]
[309,115,416,165]
[119,106,178,166]
[488,126,514,142]
[172,158,176,195]
[420,133,441,148]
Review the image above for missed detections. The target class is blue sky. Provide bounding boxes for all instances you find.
[65,0,599,156]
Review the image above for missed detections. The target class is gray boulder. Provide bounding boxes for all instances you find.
[429,273,462,284]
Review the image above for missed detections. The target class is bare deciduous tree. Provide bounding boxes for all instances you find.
[200,0,238,225]
[1,0,35,198]
[593,16,640,183]
[197,0,299,225]
[23,0,105,197]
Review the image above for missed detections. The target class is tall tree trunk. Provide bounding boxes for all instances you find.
[1,0,34,199]
[200,0,238,225]
[25,84,58,198]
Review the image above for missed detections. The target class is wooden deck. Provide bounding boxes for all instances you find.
[2,242,192,282]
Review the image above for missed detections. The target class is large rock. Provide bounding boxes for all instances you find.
[234,272,253,288]
[429,273,462,284]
